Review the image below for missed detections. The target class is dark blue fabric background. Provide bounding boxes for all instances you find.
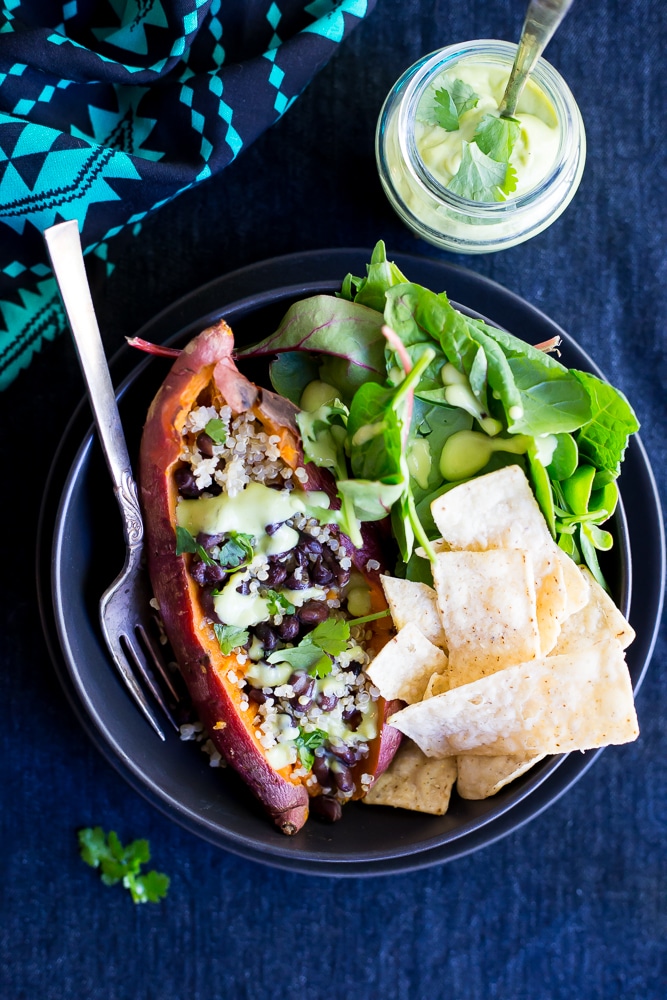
[2,1,666,998]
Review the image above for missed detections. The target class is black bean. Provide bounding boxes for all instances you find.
[310,562,334,586]
[254,622,278,652]
[330,744,358,766]
[297,600,329,625]
[343,708,363,731]
[196,531,225,551]
[190,560,226,587]
[196,431,215,458]
[333,566,351,588]
[322,544,343,566]
[298,535,323,557]
[289,672,316,699]
[312,755,332,787]
[174,466,202,499]
[263,562,287,589]
[331,760,355,794]
[310,795,342,824]
[317,692,339,712]
[202,563,227,587]
[277,615,300,641]
[200,588,219,622]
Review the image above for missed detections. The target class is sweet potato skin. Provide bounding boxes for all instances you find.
[139,320,398,833]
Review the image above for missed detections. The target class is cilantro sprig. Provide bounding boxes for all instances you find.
[78,827,170,904]
[214,623,249,655]
[175,525,254,571]
[267,617,352,678]
[294,728,328,770]
[419,75,478,131]
[418,75,523,203]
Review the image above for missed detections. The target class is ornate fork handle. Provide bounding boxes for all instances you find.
[44,221,144,551]
[116,470,144,549]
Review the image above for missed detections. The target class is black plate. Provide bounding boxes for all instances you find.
[37,249,665,876]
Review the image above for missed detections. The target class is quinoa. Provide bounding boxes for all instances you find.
[174,399,384,807]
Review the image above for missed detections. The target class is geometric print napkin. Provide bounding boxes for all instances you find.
[0,0,375,389]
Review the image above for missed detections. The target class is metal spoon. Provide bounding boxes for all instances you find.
[499,0,575,118]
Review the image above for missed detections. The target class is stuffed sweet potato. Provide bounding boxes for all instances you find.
[139,320,400,834]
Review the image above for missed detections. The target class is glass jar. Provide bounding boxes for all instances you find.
[375,40,586,254]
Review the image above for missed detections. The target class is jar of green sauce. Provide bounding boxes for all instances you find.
[376,40,586,253]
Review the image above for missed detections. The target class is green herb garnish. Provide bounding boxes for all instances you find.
[216,532,254,570]
[267,617,352,678]
[419,76,478,131]
[78,827,170,904]
[214,623,249,654]
[175,524,216,564]
[418,76,522,202]
[266,590,296,616]
[294,728,328,770]
[204,417,227,444]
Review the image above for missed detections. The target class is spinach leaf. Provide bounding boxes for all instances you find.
[340,240,410,312]
[572,370,640,475]
[269,351,319,404]
[506,355,592,435]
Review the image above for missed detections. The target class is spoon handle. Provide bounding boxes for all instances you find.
[499,0,575,118]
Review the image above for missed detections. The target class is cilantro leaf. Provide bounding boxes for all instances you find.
[308,618,351,657]
[448,142,509,202]
[204,417,227,444]
[175,524,198,556]
[474,113,520,163]
[266,642,327,673]
[266,617,351,677]
[216,532,254,570]
[78,827,170,904]
[420,77,479,130]
[124,869,170,904]
[214,623,249,655]
[294,728,328,770]
[309,652,334,679]
[266,590,296,616]
[175,525,216,565]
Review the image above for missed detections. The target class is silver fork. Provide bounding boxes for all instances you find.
[44,220,180,740]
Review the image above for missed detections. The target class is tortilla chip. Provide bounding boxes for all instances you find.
[424,671,450,698]
[556,547,590,616]
[432,548,540,685]
[366,622,448,704]
[552,567,635,655]
[380,575,447,649]
[363,740,457,815]
[388,637,639,757]
[430,465,569,653]
[456,753,546,799]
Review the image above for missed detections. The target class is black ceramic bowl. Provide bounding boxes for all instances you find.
[37,249,665,876]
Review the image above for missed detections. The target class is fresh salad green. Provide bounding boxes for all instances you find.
[238,242,638,589]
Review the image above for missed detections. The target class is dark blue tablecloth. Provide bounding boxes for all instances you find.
[2,2,666,998]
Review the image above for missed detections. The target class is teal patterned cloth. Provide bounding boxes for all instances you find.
[0,0,374,389]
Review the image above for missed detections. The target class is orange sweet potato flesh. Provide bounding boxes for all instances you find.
[139,320,400,834]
